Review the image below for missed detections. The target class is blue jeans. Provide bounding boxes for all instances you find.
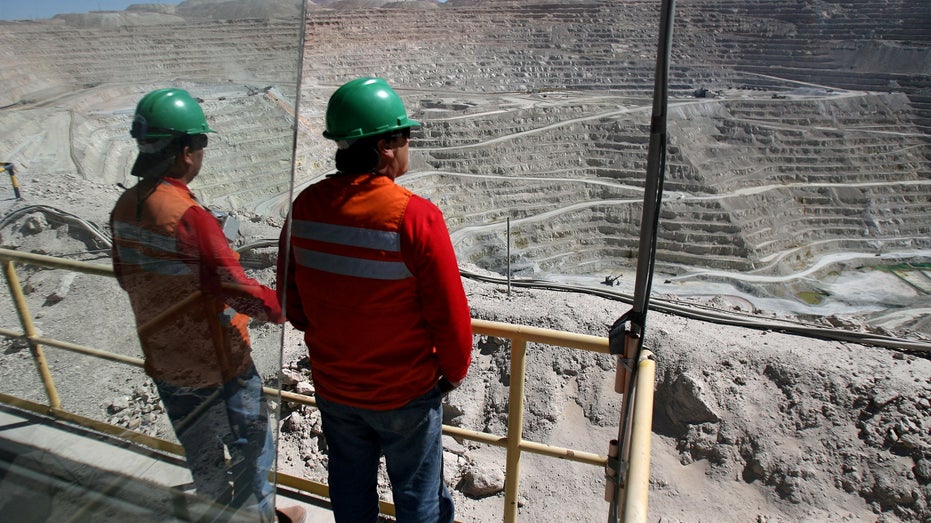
[316,386,454,523]
[155,364,275,521]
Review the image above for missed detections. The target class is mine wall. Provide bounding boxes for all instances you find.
[0,0,927,283]
[300,0,930,277]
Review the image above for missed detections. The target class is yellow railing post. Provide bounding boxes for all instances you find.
[503,336,528,523]
[2,260,61,409]
[623,351,655,522]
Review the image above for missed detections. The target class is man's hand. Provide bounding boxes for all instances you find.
[438,377,460,395]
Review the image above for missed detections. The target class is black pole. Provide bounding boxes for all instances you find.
[630,0,674,334]
[507,216,512,297]
[607,0,675,520]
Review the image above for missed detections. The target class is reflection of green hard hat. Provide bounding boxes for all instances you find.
[323,78,421,141]
[130,88,216,139]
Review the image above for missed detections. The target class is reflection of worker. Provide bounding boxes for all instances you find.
[277,77,473,522]
[110,88,304,523]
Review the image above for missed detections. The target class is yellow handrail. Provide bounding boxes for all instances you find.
[0,246,653,521]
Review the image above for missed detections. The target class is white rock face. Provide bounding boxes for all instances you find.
[1,0,928,333]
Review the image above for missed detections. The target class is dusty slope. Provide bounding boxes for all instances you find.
[0,183,928,521]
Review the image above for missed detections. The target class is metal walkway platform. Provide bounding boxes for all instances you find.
[0,405,333,522]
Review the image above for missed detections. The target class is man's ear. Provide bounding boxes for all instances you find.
[169,146,195,175]
[179,146,195,166]
[377,139,396,159]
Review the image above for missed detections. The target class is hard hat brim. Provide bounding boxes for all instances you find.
[322,119,421,141]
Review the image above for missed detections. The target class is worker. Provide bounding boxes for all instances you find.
[277,77,473,523]
[110,88,305,523]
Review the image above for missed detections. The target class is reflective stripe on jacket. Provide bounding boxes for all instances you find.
[280,173,472,410]
[111,178,254,387]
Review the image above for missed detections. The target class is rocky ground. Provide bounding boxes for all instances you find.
[0,183,928,522]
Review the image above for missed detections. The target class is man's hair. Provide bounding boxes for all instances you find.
[334,136,380,174]
[132,133,207,179]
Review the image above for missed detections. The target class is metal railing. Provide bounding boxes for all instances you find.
[0,246,654,522]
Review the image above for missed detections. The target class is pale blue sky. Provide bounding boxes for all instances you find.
[0,1,174,20]
[0,1,448,20]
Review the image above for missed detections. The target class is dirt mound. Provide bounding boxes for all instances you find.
[0,202,928,521]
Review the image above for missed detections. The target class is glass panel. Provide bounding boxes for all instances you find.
[0,2,304,521]
[287,3,929,522]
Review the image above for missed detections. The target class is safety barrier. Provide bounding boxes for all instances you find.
[0,246,654,522]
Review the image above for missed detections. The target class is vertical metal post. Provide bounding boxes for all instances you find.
[629,0,675,346]
[623,351,656,521]
[608,0,675,520]
[3,260,61,409]
[503,336,527,523]
[506,216,512,296]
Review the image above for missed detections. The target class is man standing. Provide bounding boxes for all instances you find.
[277,77,473,523]
[111,88,304,523]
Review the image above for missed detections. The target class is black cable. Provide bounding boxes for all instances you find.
[0,205,112,247]
[459,269,931,354]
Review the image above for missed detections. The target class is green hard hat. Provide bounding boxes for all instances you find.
[322,78,421,141]
[130,88,216,139]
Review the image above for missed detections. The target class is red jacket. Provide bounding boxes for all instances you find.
[278,173,472,410]
[111,177,281,387]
